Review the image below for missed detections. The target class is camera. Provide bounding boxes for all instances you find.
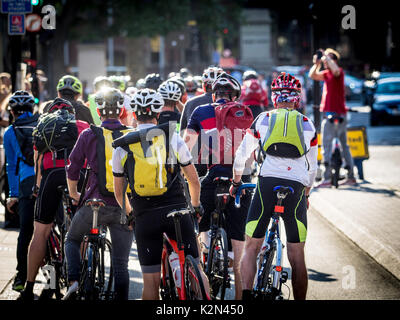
[316,49,324,60]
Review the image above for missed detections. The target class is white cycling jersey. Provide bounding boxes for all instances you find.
[233,110,318,187]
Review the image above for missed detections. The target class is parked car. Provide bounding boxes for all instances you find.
[362,71,400,106]
[370,77,400,126]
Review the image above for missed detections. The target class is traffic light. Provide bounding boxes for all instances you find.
[31,0,39,5]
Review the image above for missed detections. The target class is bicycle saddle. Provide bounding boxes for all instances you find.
[167,208,190,218]
[85,198,106,208]
[327,114,344,124]
[273,186,294,195]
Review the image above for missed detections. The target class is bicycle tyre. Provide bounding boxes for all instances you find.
[254,243,276,300]
[100,238,114,300]
[79,243,97,300]
[184,254,208,300]
[206,227,229,300]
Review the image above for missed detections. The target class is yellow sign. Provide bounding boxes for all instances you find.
[317,126,369,162]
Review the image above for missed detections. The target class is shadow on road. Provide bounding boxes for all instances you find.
[308,268,337,282]
[341,181,397,197]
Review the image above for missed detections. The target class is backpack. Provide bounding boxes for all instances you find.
[261,108,307,158]
[118,123,177,197]
[214,101,254,165]
[12,113,39,169]
[90,125,132,197]
[33,109,78,162]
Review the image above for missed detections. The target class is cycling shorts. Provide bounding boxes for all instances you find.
[134,203,199,274]
[199,172,252,243]
[34,168,68,224]
[246,176,307,243]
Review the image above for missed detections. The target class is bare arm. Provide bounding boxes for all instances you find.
[67,178,80,204]
[182,129,199,152]
[181,164,200,207]
[322,55,341,77]
[113,176,132,214]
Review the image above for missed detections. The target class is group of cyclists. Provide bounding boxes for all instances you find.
[3,63,320,301]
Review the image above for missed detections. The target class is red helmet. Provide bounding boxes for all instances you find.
[271,72,302,108]
[241,79,263,105]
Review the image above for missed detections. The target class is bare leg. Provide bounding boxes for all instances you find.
[142,272,161,300]
[240,236,264,291]
[231,239,245,299]
[287,242,308,300]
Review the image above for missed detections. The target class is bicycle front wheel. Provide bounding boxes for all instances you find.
[206,227,229,300]
[184,255,208,300]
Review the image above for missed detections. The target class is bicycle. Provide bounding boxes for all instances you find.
[160,208,209,300]
[77,198,114,300]
[235,184,292,300]
[202,176,234,300]
[39,185,75,300]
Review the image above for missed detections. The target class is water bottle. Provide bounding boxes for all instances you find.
[168,251,181,289]
[257,242,270,270]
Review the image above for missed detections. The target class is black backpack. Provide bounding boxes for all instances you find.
[12,113,39,169]
[33,109,78,161]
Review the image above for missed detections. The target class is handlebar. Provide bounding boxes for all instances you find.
[235,183,256,208]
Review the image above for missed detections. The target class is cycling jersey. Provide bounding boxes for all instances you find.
[234,111,318,188]
[180,92,213,131]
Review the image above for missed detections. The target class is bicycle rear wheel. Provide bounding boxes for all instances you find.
[160,247,178,300]
[254,243,276,300]
[79,243,97,300]
[184,255,208,300]
[206,227,229,300]
[99,238,114,300]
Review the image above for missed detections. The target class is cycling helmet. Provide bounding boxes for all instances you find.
[179,68,191,78]
[109,75,126,92]
[168,76,186,96]
[271,72,302,108]
[125,86,138,96]
[93,76,112,92]
[8,90,35,114]
[157,81,182,102]
[183,76,197,93]
[242,70,258,81]
[212,72,241,100]
[144,73,163,90]
[241,79,263,104]
[57,75,83,95]
[95,87,124,116]
[202,67,224,88]
[136,78,146,89]
[47,98,75,114]
[130,89,164,116]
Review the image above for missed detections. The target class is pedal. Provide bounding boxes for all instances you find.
[281,271,288,283]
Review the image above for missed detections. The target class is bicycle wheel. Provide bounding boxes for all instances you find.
[254,243,276,300]
[96,239,114,300]
[79,243,97,300]
[160,248,178,300]
[206,227,229,300]
[184,254,208,300]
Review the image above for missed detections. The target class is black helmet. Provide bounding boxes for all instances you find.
[8,90,35,114]
[47,98,75,114]
[95,87,124,116]
[144,73,163,90]
[212,72,241,100]
[179,68,191,78]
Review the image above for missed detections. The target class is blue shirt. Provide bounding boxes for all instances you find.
[4,112,36,197]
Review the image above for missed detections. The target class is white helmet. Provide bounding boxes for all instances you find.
[157,81,182,101]
[212,72,241,99]
[125,86,138,96]
[202,66,224,86]
[130,88,164,116]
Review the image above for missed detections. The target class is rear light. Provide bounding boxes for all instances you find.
[274,205,284,213]
[275,266,282,272]
[91,228,99,234]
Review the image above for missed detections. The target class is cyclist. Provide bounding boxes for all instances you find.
[309,48,356,187]
[44,75,94,125]
[112,88,206,300]
[17,98,89,300]
[157,80,183,128]
[63,87,134,300]
[180,67,223,178]
[87,76,113,125]
[169,75,188,106]
[240,78,266,120]
[183,76,198,100]
[183,72,253,300]
[4,91,38,291]
[231,72,318,300]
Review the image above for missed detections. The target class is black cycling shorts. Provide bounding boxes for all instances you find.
[134,203,199,274]
[199,172,252,243]
[246,177,308,243]
[34,168,67,224]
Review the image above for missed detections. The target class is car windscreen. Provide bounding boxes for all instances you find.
[376,81,400,94]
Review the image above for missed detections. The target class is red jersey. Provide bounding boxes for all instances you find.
[320,68,346,115]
